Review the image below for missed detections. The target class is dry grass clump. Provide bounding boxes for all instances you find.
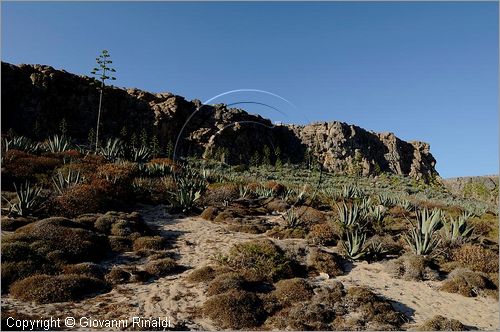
[416,315,468,331]
[307,223,339,246]
[440,268,497,297]
[386,254,440,281]
[207,272,247,296]
[271,278,314,305]
[203,289,266,329]
[451,244,499,273]
[62,263,105,279]
[307,249,344,277]
[267,226,307,239]
[9,274,109,303]
[133,236,168,251]
[224,239,297,282]
[200,206,219,221]
[144,258,180,278]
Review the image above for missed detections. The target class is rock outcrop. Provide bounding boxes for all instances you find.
[1,62,438,180]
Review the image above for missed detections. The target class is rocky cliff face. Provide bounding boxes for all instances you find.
[1,62,438,180]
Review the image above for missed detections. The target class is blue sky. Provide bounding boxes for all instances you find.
[2,1,498,178]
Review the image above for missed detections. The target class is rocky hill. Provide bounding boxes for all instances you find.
[1,62,438,181]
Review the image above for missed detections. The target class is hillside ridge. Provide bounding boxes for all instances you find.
[1,62,437,180]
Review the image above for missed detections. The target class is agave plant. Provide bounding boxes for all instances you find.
[336,202,362,229]
[322,187,341,201]
[99,138,125,161]
[443,212,474,242]
[239,185,250,199]
[131,145,152,163]
[343,228,367,261]
[144,162,170,177]
[52,169,83,194]
[377,193,396,207]
[405,208,443,255]
[342,184,362,199]
[400,199,415,212]
[2,182,44,216]
[44,135,70,153]
[254,186,275,198]
[366,205,386,232]
[169,165,207,212]
[282,208,302,229]
[2,136,40,153]
[359,197,373,213]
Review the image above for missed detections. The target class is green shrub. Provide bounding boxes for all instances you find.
[9,274,109,303]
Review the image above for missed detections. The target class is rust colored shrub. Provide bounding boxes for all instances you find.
[307,223,339,246]
[264,181,286,195]
[201,183,240,207]
[2,151,61,188]
[53,184,104,217]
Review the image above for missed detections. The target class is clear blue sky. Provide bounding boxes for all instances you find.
[2,1,498,178]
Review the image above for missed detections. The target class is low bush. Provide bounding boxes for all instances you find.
[200,206,219,221]
[52,184,105,217]
[133,236,168,251]
[307,223,339,246]
[272,278,314,306]
[307,249,344,277]
[451,244,499,274]
[416,315,468,331]
[440,268,497,298]
[14,217,108,264]
[1,261,56,292]
[2,151,61,189]
[200,183,239,207]
[187,266,220,283]
[9,274,109,303]
[207,272,247,296]
[203,289,266,329]
[224,240,297,282]
[108,236,133,253]
[62,263,106,279]
[0,217,33,231]
[386,254,440,281]
[144,258,180,278]
[105,266,132,285]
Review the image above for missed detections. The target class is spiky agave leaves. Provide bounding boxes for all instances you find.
[44,135,71,153]
[98,138,125,161]
[443,212,474,242]
[405,208,443,256]
[2,182,44,216]
[343,228,367,261]
[335,202,362,229]
[282,208,302,229]
[52,169,83,194]
[2,136,40,153]
[131,145,152,163]
[169,165,207,212]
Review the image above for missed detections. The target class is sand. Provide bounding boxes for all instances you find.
[2,204,498,330]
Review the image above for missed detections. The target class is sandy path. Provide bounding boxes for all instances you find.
[2,204,498,330]
[334,262,499,330]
